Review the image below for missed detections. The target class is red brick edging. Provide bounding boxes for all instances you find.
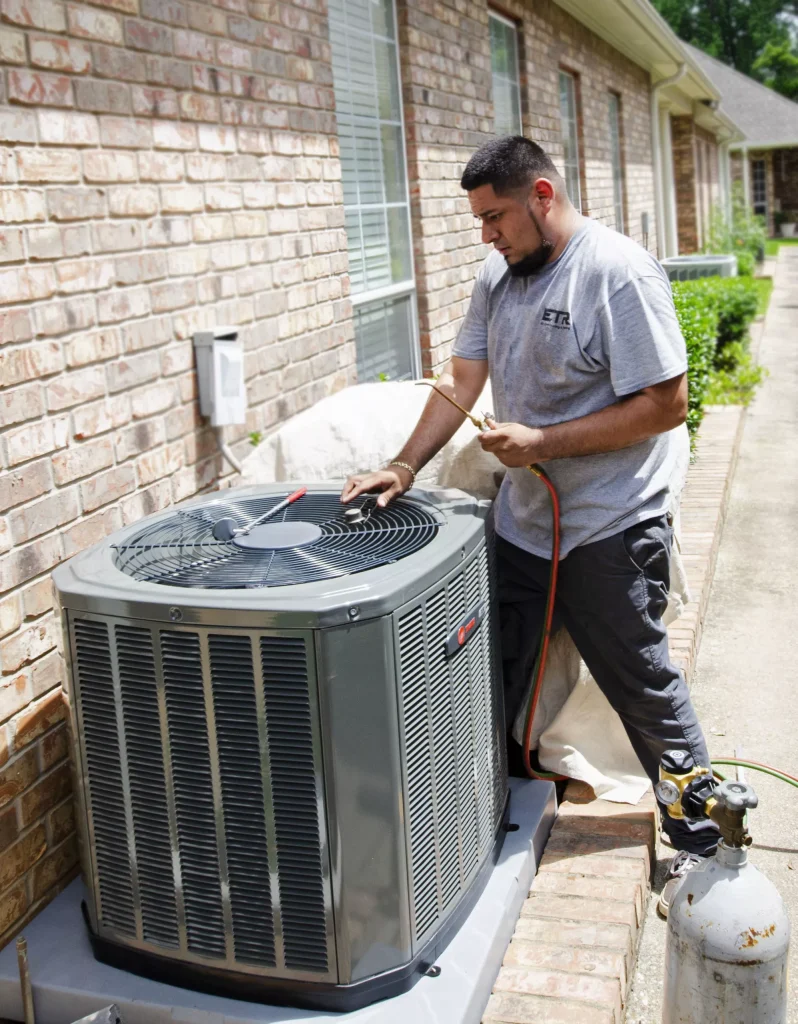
[482,404,746,1024]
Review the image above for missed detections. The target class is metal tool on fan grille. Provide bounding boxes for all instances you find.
[212,486,307,541]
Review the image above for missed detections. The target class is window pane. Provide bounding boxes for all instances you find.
[381,123,406,203]
[370,0,394,39]
[608,93,624,233]
[490,14,522,136]
[355,294,415,382]
[387,206,412,282]
[361,209,391,290]
[559,72,581,210]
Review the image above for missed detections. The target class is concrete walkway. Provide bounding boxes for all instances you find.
[627,248,798,1022]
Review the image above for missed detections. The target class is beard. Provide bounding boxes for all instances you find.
[505,205,555,277]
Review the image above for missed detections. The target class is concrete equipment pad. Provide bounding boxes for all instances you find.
[0,779,555,1024]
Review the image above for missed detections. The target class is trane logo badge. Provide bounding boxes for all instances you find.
[542,307,571,329]
[445,604,484,658]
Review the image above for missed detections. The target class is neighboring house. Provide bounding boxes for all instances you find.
[685,42,798,240]
[0,0,742,947]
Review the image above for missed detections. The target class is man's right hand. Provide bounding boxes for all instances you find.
[341,467,413,508]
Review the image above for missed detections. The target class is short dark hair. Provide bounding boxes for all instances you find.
[460,136,560,195]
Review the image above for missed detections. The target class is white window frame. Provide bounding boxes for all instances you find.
[329,0,421,380]
[608,92,625,234]
[489,10,522,137]
[751,157,767,219]
[558,70,582,212]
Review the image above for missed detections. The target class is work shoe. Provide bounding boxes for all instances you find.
[657,851,704,918]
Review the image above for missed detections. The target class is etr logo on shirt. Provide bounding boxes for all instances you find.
[542,308,571,329]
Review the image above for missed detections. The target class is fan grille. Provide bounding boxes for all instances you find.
[112,492,441,589]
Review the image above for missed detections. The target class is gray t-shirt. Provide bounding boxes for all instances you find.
[452,217,687,558]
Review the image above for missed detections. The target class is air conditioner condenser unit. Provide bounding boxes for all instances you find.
[54,485,509,1012]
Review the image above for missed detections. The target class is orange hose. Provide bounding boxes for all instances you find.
[522,465,567,782]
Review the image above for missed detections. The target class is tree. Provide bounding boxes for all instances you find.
[753,38,798,100]
[650,0,798,92]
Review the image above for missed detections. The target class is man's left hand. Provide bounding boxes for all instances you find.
[479,418,546,467]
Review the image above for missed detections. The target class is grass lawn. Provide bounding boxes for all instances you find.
[765,237,798,257]
[753,276,774,318]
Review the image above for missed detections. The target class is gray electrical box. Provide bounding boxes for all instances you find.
[193,327,247,426]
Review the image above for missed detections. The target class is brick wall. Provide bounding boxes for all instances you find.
[0,0,355,945]
[774,147,798,222]
[399,0,659,373]
[671,115,722,253]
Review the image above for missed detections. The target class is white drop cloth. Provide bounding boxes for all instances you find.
[240,380,692,804]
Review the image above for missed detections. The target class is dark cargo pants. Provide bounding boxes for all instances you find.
[496,515,719,856]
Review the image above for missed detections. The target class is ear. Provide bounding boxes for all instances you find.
[531,176,556,211]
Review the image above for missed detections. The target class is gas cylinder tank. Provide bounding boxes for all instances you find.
[663,842,790,1023]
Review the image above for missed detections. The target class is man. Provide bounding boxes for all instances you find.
[341,135,717,913]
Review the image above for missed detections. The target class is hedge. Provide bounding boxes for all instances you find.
[671,275,760,439]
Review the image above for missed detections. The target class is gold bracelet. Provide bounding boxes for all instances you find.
[388,460,416,486]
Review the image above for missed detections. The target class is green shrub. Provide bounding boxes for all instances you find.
[671,280,719,439]
[703,187,767,276]
[700,277,760,370]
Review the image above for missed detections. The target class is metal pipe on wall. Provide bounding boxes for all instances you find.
[650,63,686,259]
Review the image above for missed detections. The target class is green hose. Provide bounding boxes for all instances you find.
[712,759,798,789]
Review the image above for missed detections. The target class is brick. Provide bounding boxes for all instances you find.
[29,31,91,72]
[47,186,105,220]
[0,749,37,807]
[0,469,48,524]
[66,3,121,41]
[52,437,114,484]
[0,266,56,305]
[97,284,150,322]
[5,417,68,469]
[130,380,175,418]
[46,366,106,412]
[0,672,31,723]
[0,882,27,937]
[0,805,17,853]
[186,153,226,180]
[122,313,172,351]
[140,0,184,25]
[14,689,65,749]
[38,108,98,145]
[0,228,23,262]
[115,251,167,285]
[30,649,61,698]
[71,394,130,439]
[118,477,171,524]
[0,108,36,143]
[483,991,614,1024]
[0,26,25,61]
[173,27,213,61]
[21,577,53,618]
[177,91,219,121]
[494,964,621,1017]
[80,464,136,512]
[539,852,648,885]
[66,327,120,366]
[521,892,638,933]
[192,212,232,241]
[93,220,142,253]
[91,41,145,82]
[99,114,152,148]
[198,123,236,152]
[149,277,195,312]
[48,798,74,844]
[159,184,203,212]
[145,52,190,88]
[0,342,63,388]
[167,247,209,276]
[20,762,71,827]
[31,833,78,901]
[124,16,172,53]
[0,597,21,640]
[0,188,46,223]
[17,148,80,183]
[82,149,137,182]
[138,151,184,181]
[217,39,251,68]
[531,872,644,923]
[40,723,67,769]
[512,915,634,958]
[57,257,115,292]
[28,225,91,262]
[136,442,182,484]
[206,184,241,210]
[0,535,62,593]
[131,84,177,118]
[7,68,73,106]
[115,418,164,461]
[1,0,66,32]
[9,487,78,543]
[74,77,130,114]
[0,308,33,343]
